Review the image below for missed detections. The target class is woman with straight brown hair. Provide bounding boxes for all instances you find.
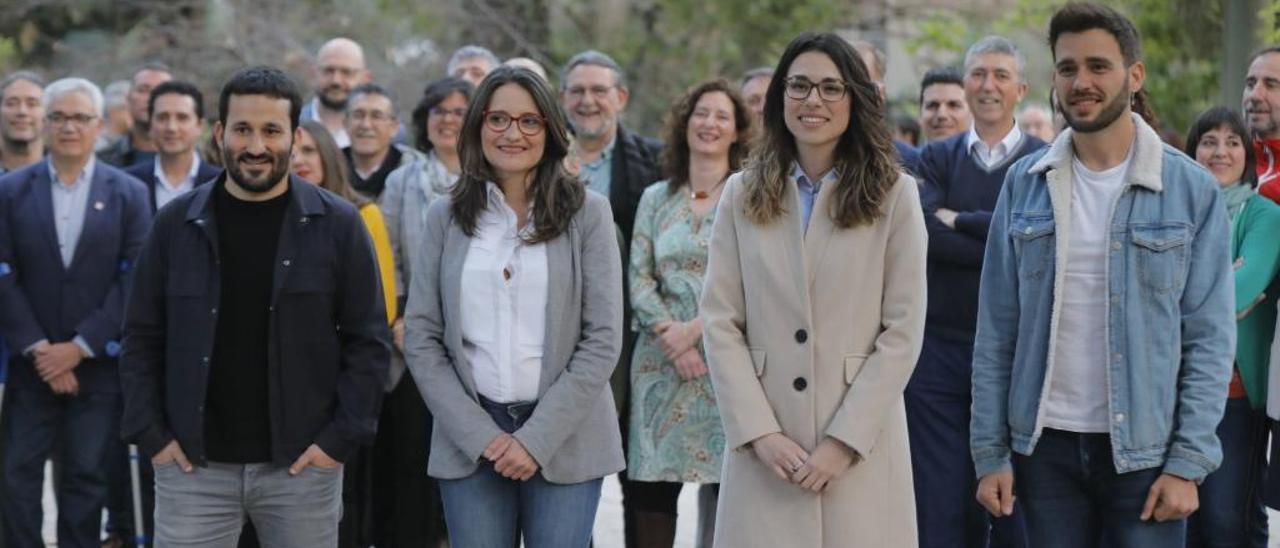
[700,32,927,547]
[402,66,624,548]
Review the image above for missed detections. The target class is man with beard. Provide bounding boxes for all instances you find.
[99,62,172,168]
[919,67,972,144]
[301,38,371,149]
[120,66,389,544]
[1245,46,1280,202]
[342,84,423,199]
[559,49,662,548]
[0,76,151,548]
[971,4,1233,546]
[0,72,45,175]
[125,81,222,210]
[910,35,1043,548]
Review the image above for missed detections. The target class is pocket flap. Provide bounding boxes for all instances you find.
[1009,215,1055,240]
[1130,225,1188,252]
[749,348,766,378]
[843,354,869,385]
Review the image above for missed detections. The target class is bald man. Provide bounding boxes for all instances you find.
[302,38,372,148]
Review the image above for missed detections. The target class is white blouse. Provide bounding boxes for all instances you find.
[459,183,548,404]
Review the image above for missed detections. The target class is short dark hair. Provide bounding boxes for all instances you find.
[1185,106,1257,187]
[148,80,204,120]
[1048,2,1142,66]
[1251,46,1280,66]
[410,77,474,153]
[217,66,303,131]
[919,66,963,105]
[346,83,397,113]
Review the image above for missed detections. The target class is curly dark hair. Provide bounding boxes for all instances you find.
[660,79,752,194]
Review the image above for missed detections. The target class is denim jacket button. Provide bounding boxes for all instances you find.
[1111,241,1121,251]
[1115,413,1126,423]
[1024,227,1033,235]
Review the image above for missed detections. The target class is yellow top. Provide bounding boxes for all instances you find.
[359,203,397,325]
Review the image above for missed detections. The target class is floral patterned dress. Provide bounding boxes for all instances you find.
[626,181,724,483]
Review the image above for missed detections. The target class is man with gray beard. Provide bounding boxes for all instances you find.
[559,50,662,548]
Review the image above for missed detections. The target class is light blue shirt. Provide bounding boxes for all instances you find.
[580,137,616,198]
[49,157,95,268]
[792,164,838,232]
[36,157,97,358]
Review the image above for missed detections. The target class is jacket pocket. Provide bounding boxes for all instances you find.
[282,266,335,294]
[1130,223,1189,294]
[843,354,869,385]
[1009,212,1055,281]
[748,348,766,378]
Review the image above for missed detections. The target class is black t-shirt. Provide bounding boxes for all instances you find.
[205,179,291,463]
[344,145,402,198]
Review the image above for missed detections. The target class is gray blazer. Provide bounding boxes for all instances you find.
[402,190,626,483]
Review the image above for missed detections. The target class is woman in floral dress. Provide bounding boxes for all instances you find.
[627,79,752,548]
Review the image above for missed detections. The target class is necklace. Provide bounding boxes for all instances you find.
[690,176,728,200]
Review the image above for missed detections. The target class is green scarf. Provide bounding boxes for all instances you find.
[1221,182,1253,223]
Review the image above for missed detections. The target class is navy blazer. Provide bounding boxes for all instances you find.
[124,158,222,212]
[0,161,151,393]
[120,174,390,465]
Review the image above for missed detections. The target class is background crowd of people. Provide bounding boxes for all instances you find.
[0,1,1276,547]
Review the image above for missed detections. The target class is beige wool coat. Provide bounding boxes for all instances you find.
[701,169,927,547]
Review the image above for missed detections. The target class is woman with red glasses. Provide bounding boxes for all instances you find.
[401,65,624,547]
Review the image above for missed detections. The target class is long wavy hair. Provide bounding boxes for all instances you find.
[744,32,900,228]
[661,79,752,194]
[451,66,584,243]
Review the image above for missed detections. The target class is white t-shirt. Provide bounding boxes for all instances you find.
[1042,152,1132,433]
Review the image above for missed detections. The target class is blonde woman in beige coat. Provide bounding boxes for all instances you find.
[701,32,927,548]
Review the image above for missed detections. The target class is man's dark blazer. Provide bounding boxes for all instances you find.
[124,157,222,212]
[0,160,151,393]
[607,125,664,244]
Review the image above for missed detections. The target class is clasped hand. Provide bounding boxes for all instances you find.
[751,433,860,493]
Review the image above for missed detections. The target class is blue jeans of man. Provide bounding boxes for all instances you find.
[438,397,603,548]
[907,332,1028,548]
[1013,429,1185,547]
[1187,397,1268,548]
[1,385,121,548]
[153,461,343,547]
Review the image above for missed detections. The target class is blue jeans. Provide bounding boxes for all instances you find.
[1187,397,1268,548]
[438,397,603,548]
[1,386,121,548]
[1013,429,1185,547]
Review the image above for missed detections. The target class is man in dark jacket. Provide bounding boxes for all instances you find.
[560,49,663,548]
[124,80,222,211]
[120,66,389,545]
[98,62,172,169]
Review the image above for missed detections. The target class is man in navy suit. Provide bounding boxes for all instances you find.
[0,77,150,547]
[125,80,221,211]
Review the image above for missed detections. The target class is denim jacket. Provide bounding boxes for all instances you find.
[971,114,1234,482]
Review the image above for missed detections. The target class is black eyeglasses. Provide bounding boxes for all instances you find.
[483,110,546,136]
[784,77,852,102]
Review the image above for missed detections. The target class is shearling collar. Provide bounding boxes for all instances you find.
[1029,112,1164,192]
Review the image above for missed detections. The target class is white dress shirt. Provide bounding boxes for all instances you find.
[460,183,548,404]
[966,123,1024,169]
[153,154,202,210]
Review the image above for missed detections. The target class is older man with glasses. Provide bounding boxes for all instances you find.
[0,77,150,547]
[342,84,426,200]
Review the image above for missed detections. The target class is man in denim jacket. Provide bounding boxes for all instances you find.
[970,4,1234,546]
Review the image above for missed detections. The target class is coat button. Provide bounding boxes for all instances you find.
[794,329,808,343]
[793,377,807,391]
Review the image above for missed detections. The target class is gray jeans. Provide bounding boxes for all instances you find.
[154,461,342,547]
